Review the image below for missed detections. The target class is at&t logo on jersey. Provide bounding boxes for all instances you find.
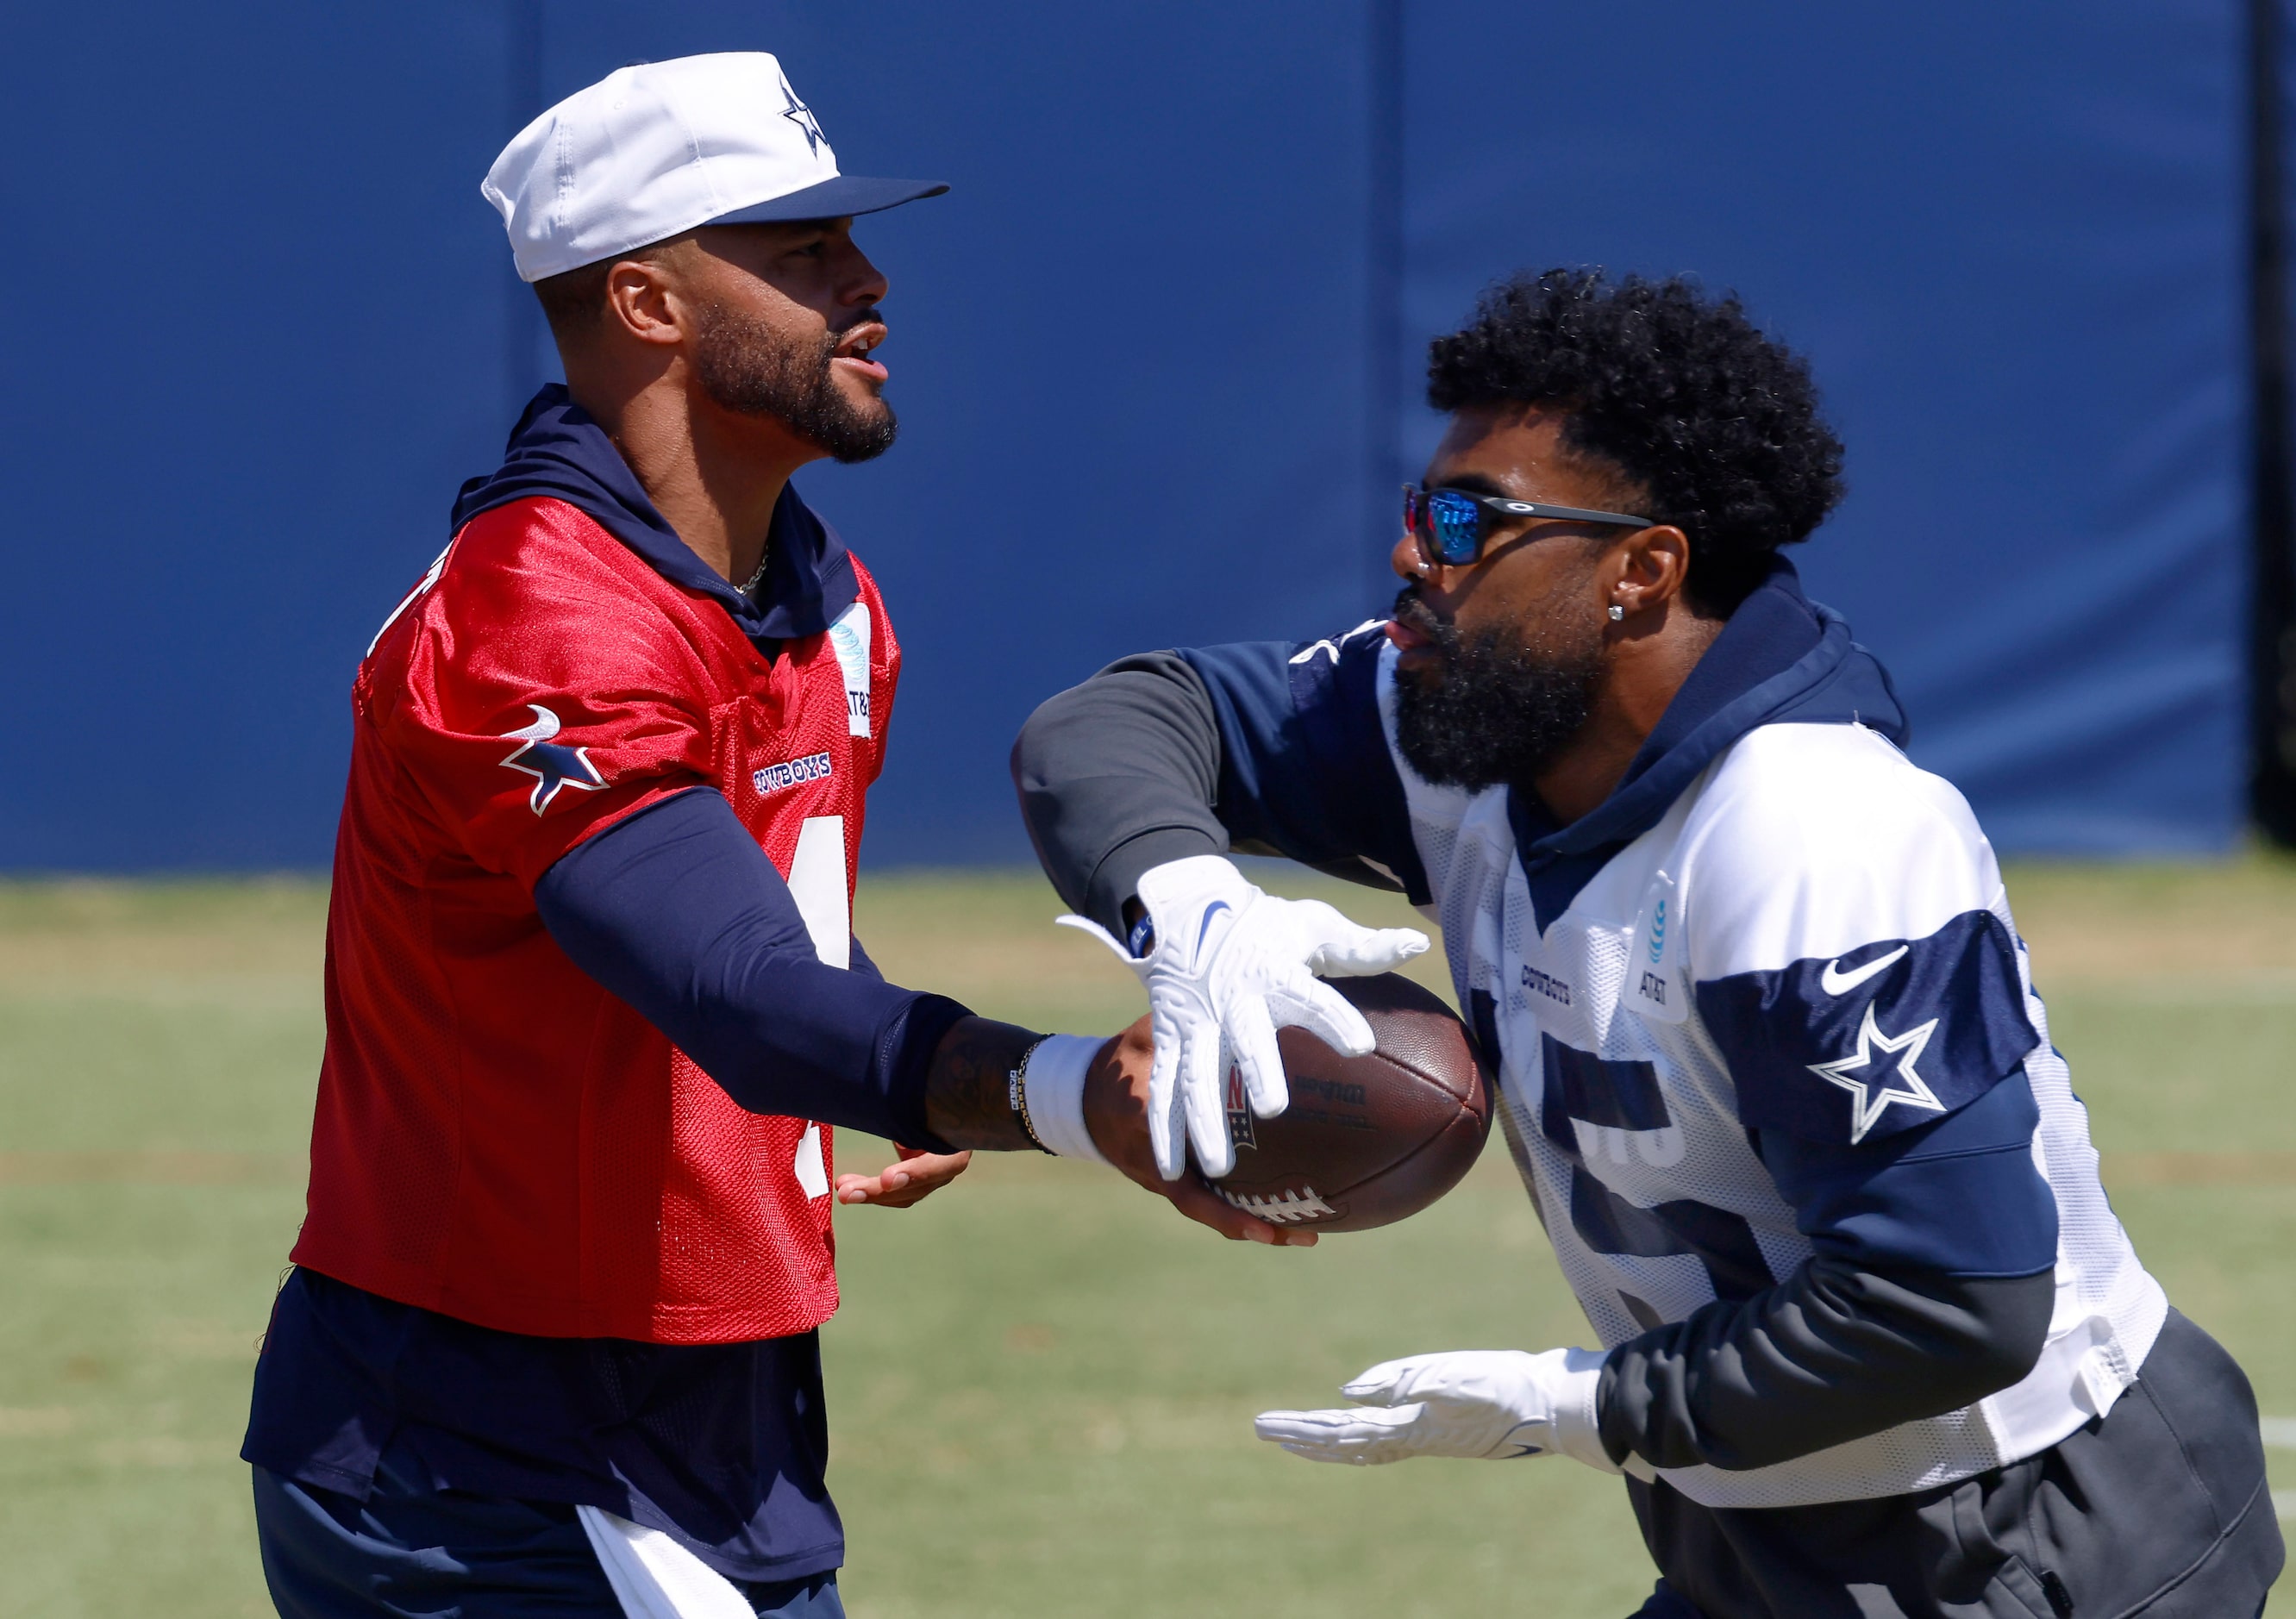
[753,752,835,796]
[827,603,873,739]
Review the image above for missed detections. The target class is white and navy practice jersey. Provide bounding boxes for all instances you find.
[1070,567,2166,1509]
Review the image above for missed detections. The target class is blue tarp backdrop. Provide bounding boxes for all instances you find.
[0,2,2253,867]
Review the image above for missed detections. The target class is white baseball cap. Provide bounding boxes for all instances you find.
[482,52,948,284]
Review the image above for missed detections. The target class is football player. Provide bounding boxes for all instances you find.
[239,53,1422,1619]
[1012,270,2282,1616]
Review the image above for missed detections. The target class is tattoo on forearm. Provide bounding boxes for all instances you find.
[923,1016,1042,1151]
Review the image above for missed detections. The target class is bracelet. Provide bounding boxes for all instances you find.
[1126,912,1157,957]
[1017,1035,1111,1165]
[1007,1035,1056,1154]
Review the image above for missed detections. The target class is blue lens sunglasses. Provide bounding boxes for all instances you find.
[1403,484,1653,567]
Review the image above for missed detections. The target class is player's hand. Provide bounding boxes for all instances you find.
[1083,1015,1317,1247]
[1254,1348,1617,1468]
[834,1144,972,1208]
[1059,854,1429,1179]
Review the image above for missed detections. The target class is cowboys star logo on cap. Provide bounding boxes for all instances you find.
[778,72,825,157]
[498,704,607,814]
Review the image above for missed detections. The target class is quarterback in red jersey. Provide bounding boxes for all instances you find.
[303,474,906,1344]
[241,50,1427,1619]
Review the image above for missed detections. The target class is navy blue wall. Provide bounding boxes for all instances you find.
[0,2,2250,867]
[2,6,520,866]
[1400,1,2247,853]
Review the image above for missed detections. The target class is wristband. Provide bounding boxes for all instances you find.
[1018,1034,1110,1165]
[1552,1348,1632,1475]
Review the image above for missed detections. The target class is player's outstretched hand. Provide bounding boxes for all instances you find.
[1254,1348,1620,1467]
[1059,854,1429,1181]
[1082,1014,1317,1247]
[834,1144,973,1208]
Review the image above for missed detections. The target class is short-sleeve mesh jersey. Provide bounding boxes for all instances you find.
[293,495,900,1344]
[1376,652,2165,1509]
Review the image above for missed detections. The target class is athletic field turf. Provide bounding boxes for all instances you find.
[1,859,2292,1616]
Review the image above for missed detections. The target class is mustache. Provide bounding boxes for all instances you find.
[1391,589,1452,641]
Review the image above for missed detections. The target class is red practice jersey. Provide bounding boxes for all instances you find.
[293,494,899,1343]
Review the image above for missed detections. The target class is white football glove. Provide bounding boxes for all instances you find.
[1254,1348,1621,1470]
[1058,854,1429,1179]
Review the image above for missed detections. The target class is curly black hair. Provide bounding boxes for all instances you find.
[1426,269,1844,616]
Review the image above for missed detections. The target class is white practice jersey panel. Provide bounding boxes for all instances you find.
[1375,647,2165,1509]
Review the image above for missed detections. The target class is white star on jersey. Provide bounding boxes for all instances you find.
[1807,1002,1946,1144]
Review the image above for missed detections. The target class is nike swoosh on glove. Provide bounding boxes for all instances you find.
[1253,1348,1620,1469]
[1058,854,1428,1179]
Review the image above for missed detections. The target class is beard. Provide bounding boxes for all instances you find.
[1389,589,1605,792]
[692,302,898,464]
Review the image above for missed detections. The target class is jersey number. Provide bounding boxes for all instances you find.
[785,815,848,1198]
[1536,1028,1771,1305]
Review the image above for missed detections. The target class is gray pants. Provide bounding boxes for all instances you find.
[1626,1310,2281,1618]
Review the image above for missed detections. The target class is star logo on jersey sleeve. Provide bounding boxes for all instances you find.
[1807,1002,1945,1144]
[498,704,607,815]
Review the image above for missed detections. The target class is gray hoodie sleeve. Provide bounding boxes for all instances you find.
[1010,651,1231,935]
[1013,632,1428,935]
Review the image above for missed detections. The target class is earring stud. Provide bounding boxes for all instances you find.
[1608,603,1625,622]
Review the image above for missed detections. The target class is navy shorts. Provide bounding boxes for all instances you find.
[252,1440,842,1619]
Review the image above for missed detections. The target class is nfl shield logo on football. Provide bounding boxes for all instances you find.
[1224,1062,1256,1151]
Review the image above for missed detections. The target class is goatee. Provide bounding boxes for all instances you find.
[692,302,898,464]
[1390,592,1604,792]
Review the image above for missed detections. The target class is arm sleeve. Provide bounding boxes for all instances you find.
[1010,651,1229,933]
[1011,625,1426,934]
[1595,1069,2059,1472]
[534,787,973,1148]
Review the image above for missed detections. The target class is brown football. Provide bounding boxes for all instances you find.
[1204,972,1492,1233]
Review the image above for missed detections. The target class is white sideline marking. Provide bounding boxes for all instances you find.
[2049,981,2296,1007]
[2267,1418,2296,1521]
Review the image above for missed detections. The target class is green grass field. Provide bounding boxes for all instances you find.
[1,858,2293,1617]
